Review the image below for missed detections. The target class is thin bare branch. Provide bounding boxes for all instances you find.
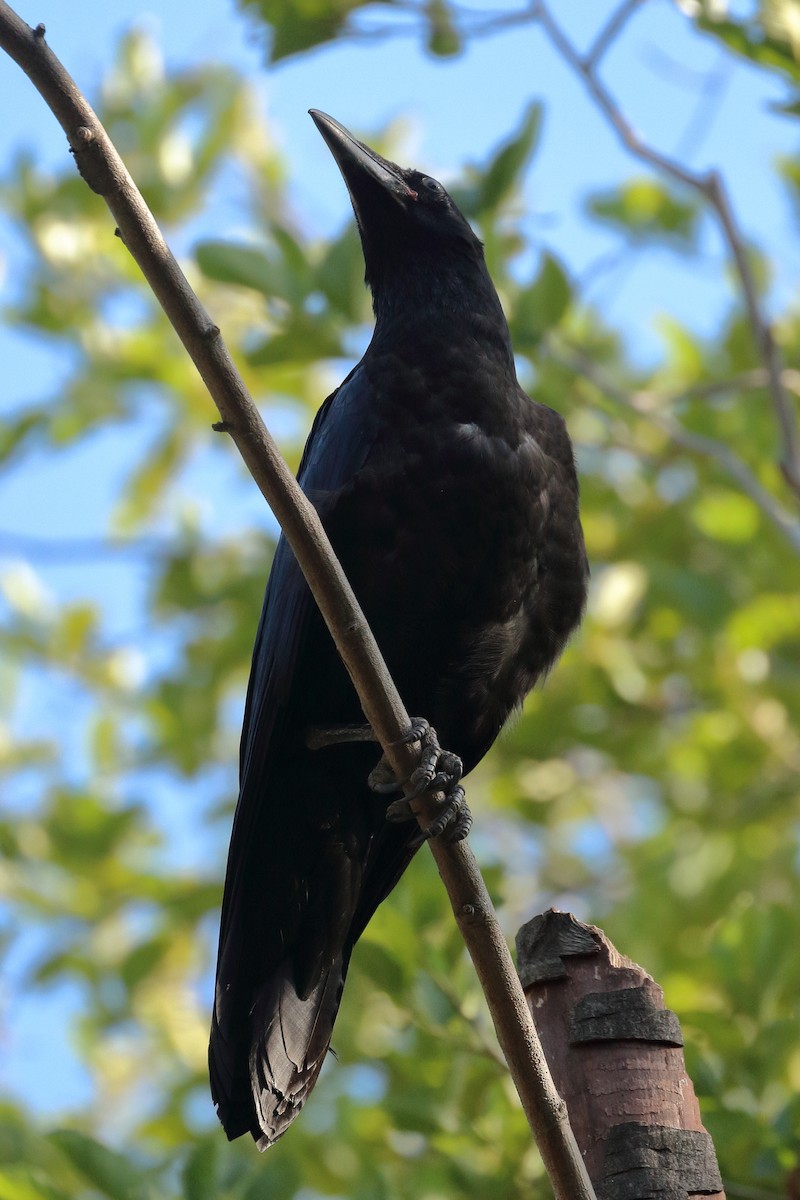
[671,52,732,161]
[0,4,595,1194]
[669,367,800,404]
[446,1,539,40]
[534,1,800,499]
[584,0,646,71]
[546,340,800,556]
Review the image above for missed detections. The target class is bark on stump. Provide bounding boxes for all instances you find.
[516,909,725,1200]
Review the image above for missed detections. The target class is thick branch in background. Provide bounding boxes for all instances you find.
[517,911,726,1200]
[0,3,594,1195]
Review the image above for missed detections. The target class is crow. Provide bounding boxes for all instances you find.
[209,110,588,1148]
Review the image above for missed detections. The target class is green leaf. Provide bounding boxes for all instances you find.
[692,488,760,543]
[426,0,461,57]
[0,1166,70,1200]
[246,312,345,366]
[0,407,48,464]
[587,178,699,248]
[115,426,186,530]
[315,225,367,320]
[46,790,142,868]
[120,937,172,990]
[237,0,374,62]
[475,102,543,213]
[180,1140,218,1200]
[511,251,571,344]
[49,1132,147,1200]
[354,939,407,994]
[696,14,800,84]
[194,239,296,301]
[726,593,800,651]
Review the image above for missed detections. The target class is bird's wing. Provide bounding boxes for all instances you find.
[230,363,378,867]
[211,364,381,1136]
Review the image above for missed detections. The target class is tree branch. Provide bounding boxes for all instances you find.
[545,340,800,556]
[584,0,646,71]
[0,4,595,1194]
[534,1,800,500]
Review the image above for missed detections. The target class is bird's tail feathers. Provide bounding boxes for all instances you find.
[249,954,347,1149]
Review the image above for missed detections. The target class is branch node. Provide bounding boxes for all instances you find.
[203,322,221,341]
[69,136,108,195]
[211,420,232,434]
[700,168,721,202]
[33,22,45,37]
[460,901,485,925]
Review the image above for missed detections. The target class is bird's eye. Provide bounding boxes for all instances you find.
[421,176,444,195]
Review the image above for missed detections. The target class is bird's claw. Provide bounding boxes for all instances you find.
[384,786,472,847]
[376,718,471,846]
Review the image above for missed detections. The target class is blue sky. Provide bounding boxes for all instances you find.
[1,0,798,1128]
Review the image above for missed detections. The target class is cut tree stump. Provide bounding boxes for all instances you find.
[516,909,725,1200]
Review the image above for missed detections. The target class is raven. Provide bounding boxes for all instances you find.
[210,110,588,1148]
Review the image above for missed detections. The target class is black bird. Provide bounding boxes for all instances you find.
[210,110,588,1148]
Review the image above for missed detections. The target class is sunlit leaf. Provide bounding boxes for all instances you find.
[236,0,377,61]
[587,178,699,248]
[695,13,800,84]
[692,488,760,542]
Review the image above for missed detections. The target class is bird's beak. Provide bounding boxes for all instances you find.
[309,110,418,212]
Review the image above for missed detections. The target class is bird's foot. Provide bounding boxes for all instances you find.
[305,718,471,845]
[371,718,472,846]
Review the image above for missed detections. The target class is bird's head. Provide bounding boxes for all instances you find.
[309,109,486,308]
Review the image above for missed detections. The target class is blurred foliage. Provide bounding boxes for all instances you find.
[586,179,700,251]
[1,3,800,1199]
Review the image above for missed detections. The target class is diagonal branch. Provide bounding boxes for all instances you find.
[0,4,595,1195]
[534,1,800,500]
[546,340,800,556]
[584,0,646,71]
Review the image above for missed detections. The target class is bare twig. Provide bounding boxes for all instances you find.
[546,340,800,555]
[584,0,646,71]
[0,4,595,1195]
[440,1,539,41]
[534,1,800,499]
[669,50,732,161]
[413,972,508,1069]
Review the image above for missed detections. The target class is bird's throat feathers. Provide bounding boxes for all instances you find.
[368,243,514,368]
